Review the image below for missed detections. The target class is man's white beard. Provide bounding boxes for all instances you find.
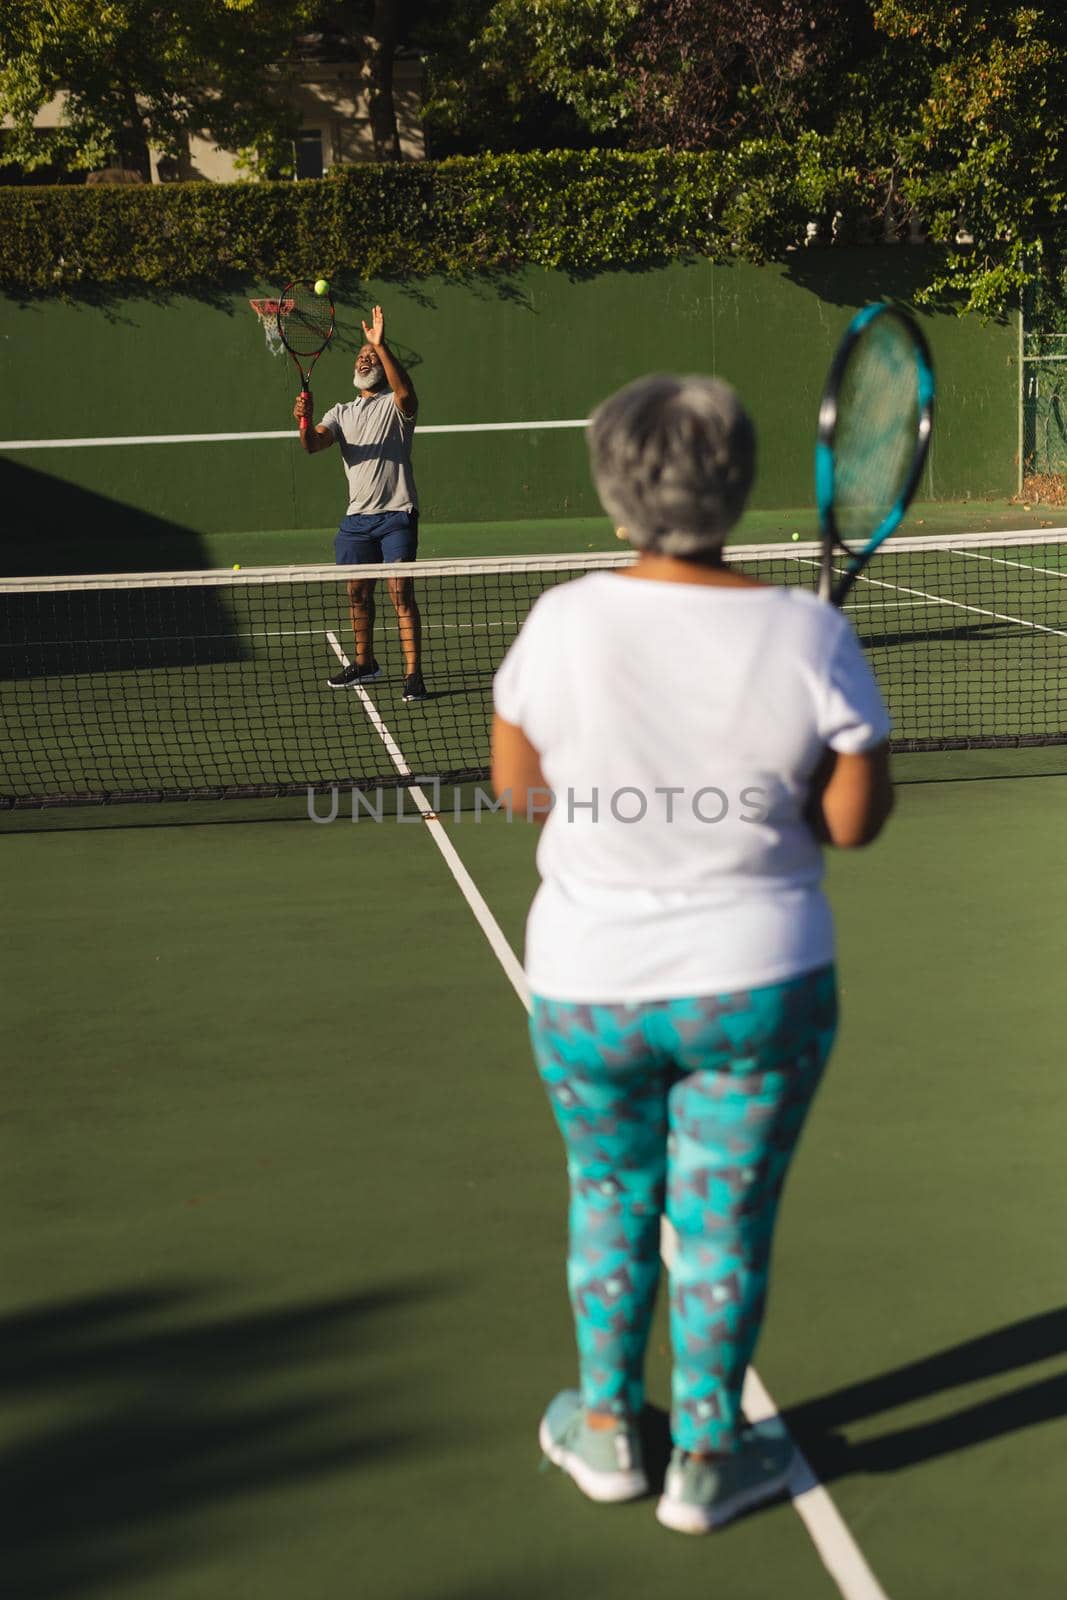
[355,364,384,390]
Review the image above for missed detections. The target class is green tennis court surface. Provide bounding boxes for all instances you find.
[3,774,1065,1598]
[4,506,1066,1596]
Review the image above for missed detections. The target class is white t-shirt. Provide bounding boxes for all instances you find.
[492,572,890,1002]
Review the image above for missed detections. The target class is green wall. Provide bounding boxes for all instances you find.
[0,250,1019,561]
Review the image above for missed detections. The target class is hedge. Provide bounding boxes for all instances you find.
[0,143,862,293]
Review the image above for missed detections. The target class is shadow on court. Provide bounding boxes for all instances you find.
[0,1278,453,1599]
[566,1306,1067,1548]
[622,1306,1067,1519]
[783,1305,1067,1481]
[0,458,220,576]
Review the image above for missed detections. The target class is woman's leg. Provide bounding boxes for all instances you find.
[663,966,838,1454]
[530,997,668,1421]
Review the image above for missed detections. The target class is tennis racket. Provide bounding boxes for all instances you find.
[277,279,336,436]
[815,302,935,606]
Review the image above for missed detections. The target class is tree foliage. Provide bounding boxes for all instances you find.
[0,0,320,180]
[422,0,1065,314]
[625,0,847,147]
[0,0,1062,316]
[422,0,848,153]
[868,1,1067,314]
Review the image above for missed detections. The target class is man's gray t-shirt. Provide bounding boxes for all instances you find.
[320,389,418,514]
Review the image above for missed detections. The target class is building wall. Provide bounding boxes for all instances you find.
[0,252,1019,562]
[180,59,425,181]
[4,57,424,183]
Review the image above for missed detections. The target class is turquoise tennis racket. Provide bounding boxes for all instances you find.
[816,303,936,605]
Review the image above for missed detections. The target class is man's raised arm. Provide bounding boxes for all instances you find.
[363,305,417,418]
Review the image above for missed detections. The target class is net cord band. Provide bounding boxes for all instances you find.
[3,531,1066,596]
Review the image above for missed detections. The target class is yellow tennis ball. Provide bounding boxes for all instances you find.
[314,278,329,296]
[791,532,800,542]
[232,563,241,570]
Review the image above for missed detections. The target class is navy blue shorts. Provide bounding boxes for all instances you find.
[334,510,418,566]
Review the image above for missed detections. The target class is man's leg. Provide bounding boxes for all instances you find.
[331,519,384,687]
[386,574,421,676]
[347,578,378,668]
[378,512,423,692]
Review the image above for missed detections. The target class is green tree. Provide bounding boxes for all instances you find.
[0,0,321,180]
[864,1,1067,313]
[422,0,1065,314]
[420,0,613,155]
[422,0,847,155]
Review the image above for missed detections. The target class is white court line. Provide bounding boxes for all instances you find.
[793,553,1067,638]
[240,625,503,643]
[0,431,293,449]
[0,622,514,655]
[324,630,529,1004]
[4,621,511,650]
[798,548,1067,636]
[953,547,1067,580]
[327,624,892,1600]
[743,1366,892,1600]
[847,568,1067,638]
[423,419,588,435]
[659,1217,890,1600]
[0,419,589,451]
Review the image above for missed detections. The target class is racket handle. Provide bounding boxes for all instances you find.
[299,385,310,434]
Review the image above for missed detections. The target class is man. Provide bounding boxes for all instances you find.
[293,303,426,700]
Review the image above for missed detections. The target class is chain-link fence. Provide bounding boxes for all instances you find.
[1022,282,1067,500]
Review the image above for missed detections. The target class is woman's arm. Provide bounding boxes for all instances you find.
[491,714,551,822]
[807,742,893,848]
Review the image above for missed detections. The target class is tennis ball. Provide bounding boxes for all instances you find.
[314,278,329,296]
[791,532,800,542]
[232,563,241,571]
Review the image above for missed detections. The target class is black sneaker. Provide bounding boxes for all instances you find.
[402,670,428,702]
[327,660,381,689]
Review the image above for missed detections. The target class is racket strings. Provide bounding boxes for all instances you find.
[833,322,920,543]
[278,283,333,357]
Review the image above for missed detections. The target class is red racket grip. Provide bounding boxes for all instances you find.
[299,383,310,435]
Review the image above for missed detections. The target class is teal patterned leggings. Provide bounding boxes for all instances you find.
[529,966,837,1453]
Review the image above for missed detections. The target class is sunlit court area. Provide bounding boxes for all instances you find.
[3,7,1067,1598]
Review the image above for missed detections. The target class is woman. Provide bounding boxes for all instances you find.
[491,375,892,1534]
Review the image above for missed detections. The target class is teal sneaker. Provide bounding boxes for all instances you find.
[656,1420,794,1533]
[538,1390,648,1503]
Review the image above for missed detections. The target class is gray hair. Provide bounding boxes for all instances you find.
[587,375,756,557]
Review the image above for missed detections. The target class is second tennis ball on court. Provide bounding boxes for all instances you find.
[791,532,800,541]
[314,278,329,296]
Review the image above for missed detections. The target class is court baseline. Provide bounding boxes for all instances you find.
[0,420,590,451]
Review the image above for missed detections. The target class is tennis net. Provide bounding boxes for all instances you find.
[2,530,1066,808]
